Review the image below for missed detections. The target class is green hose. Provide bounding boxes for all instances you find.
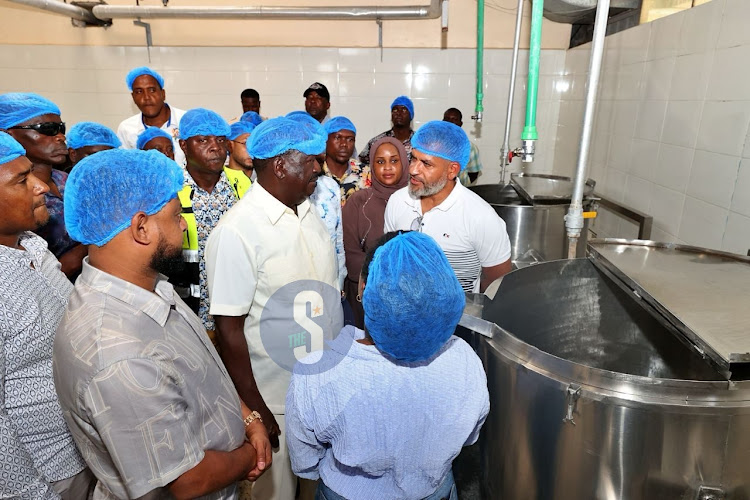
[476,0,485,117]
[522,0,544,141]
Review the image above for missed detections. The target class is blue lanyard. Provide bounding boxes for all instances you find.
[141,104,172,128]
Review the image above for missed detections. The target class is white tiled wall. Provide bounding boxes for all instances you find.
[0,44,568,184]
[554,0,750,256]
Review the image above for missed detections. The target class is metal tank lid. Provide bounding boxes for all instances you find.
[588,239,750,380]
[510,173,595,204]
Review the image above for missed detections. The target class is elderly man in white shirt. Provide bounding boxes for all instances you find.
[116,66,186,166]
[206,116,343,500]
[385,120,512,293]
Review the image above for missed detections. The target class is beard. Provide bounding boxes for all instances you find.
[149,234,185,276]
[408,172,448,198]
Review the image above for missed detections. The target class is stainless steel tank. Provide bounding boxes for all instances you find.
[469,174,595,265]
[460,240,750,500]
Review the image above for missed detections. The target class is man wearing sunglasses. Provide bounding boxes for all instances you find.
[0,92,87,280]
[116,66,186,167]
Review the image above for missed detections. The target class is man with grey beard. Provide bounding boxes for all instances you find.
[384,120,512,293]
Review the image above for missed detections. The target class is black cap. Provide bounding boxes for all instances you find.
[303,82,330,101]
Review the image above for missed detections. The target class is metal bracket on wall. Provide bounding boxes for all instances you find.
[133,19,153,62]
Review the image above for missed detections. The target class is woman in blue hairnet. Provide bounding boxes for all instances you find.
[286,231,490,500]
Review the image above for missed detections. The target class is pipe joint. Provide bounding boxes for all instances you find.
[564,206,585,236]
[472,111,483,123]
[521,139,535,162]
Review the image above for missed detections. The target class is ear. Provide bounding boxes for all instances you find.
[273,156,286,179]
[226,140,235,155]
[448,162,461,181]
[129,211,155,246]
[179,139,188,155]
[68,148,78,165]
[160,89,166,100]
[325,101,331,111]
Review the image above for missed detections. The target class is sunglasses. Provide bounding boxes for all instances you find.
[8,122,66,137]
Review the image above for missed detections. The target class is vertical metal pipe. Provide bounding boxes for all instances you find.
[474,0,485,122]
[565,0,610,258]
[499,0,524,185]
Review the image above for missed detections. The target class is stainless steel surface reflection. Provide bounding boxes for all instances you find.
[469,184,592,263]
[459,257,750,500]
[589,239,750,377]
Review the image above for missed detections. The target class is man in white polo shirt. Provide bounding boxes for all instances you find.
[206,117,342,500]
[116,66,186,166]
[384,120,512,293]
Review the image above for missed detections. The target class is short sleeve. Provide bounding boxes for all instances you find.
[472,204,512,267]
[82,359,204,499]
[205,224,258,317]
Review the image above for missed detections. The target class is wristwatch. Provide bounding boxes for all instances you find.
[244,410,263,427]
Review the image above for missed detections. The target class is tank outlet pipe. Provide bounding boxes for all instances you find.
[471,0,485,123]
[565,0,610,259]
[91,0,441,20]
[499,0,524,185]
[521,0,544,163]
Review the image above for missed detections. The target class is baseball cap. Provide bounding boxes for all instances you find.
[303,82,330,101]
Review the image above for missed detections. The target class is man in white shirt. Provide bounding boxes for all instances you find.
[116,66,186,166]
[206,117,342,500]
[384,120,512,293]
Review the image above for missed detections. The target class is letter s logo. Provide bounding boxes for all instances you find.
[293,290,325,361]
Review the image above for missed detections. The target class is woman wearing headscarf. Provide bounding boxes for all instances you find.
[286,231,490,500]
[342,137,409,327]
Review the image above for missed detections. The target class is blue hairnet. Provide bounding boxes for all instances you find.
[229,121,256,140]
[136,126,173,150]
[363,232,465,362]
[0,132,25,166]
[126,66,165,91]
[0,92,61,129]
[324,116,356,136]
[391,95,414,120]
[248,116,327,160]
[64,149,184,247]
[66,122,121,150]
[412,120,471,171]
[179,108,231,140]
[240,111,263,126]
[285,111,327,141]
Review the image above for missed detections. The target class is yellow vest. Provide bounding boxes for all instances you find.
[177,167,247,256]
[223,167,252,200]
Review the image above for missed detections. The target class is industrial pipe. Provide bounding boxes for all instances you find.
[521,0,544,162]
[5,0,99,24]
[473,0,485,123]
[91,1,441,20]
[499,0,524,185]
[565,0,610,259]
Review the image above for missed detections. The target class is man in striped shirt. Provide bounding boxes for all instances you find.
[384,120,512,293]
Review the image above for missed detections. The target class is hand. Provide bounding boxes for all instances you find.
[257,404,281,449]
[245,419,272,481]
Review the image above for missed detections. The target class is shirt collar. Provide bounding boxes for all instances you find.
[403,179,462,214]
[252,181,312,225]
[0,232,47,264]
[79,257,176,327]
[183,166,232,196]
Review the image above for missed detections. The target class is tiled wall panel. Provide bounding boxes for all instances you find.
[554,0,750,256]
[0,45,568,185]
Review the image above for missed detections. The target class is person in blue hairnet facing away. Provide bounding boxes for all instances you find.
[286,230,490,500]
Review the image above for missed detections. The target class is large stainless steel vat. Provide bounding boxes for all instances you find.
[460,240,750,500]
[470,174,595,265]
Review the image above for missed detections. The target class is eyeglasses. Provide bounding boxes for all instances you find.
[8,122,66,137]
[410,215,424,232]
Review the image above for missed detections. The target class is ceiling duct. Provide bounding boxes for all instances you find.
[540,0,638,24]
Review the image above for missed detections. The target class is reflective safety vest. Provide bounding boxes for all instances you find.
[176,168,246,300]
[223,167,252,199]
